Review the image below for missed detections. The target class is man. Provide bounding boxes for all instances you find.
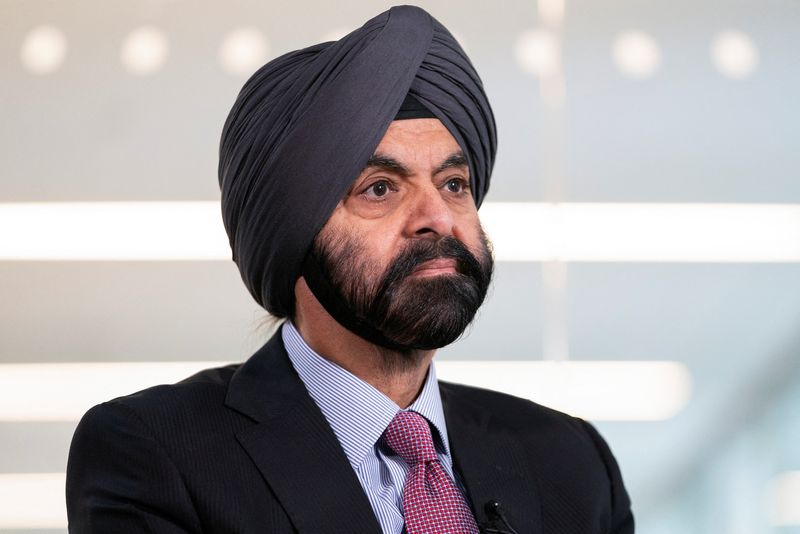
[67,5,633,534]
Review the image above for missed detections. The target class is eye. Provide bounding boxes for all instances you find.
[362,180,394,200]
[444,177,469,194]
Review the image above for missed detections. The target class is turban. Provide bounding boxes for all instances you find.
[218,5,497,317]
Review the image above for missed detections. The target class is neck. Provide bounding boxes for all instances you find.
[293,278,434,408]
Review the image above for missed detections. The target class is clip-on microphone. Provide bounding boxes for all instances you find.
[479,500,519,534]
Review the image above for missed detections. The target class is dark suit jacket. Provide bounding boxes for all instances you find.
[66,331,634,533]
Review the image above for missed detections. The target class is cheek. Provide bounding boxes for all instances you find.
[453,213,485,252]
[365,232,404,271]
[336,214,406,269]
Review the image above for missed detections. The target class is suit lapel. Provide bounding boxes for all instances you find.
[441,382,543,534]
[225,332,382,534]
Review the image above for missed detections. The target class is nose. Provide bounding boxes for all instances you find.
[402,184,455,238]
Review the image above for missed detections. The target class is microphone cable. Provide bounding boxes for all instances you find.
[479,500,519,534]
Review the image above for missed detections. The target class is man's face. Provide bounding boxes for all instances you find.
[307,118,494,351]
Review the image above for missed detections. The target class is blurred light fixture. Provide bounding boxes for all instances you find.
[0,360,689,422]
[538,0,565,26]
[219,27,270,76]
[2,202,799,262]
[0,362,229,421]
[515,29,560,78]
[438,360,691,421]
[0,473,66,529]
[0,202,229,260]
[711,30,759,79]
[612,30,660,79]
[538,0,566,26]
[20,25,67,75]
[481,202,800,262]
[765,471,800,526]
[121,25,169,75]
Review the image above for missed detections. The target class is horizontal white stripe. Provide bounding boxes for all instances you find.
[0,361,229,421]
[436,360,692,421]
[1,201,798,262]
[0,201,229,261]
[766,470,800,526]
[0,473,66,528]
[480,202,800,262]
[0,360,690,422]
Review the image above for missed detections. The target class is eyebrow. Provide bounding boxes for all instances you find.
[433,151,468,175]
[363,150,468,177]
[364,153,411,177]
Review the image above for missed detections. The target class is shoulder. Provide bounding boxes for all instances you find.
[67,365,243,531]
[439,380,606,472]
[112,363,238,407]
[69,363,247,490]
[440,380,634,532]
[75,363,243,449]
[439,380,614,462]
[439,379,589,439]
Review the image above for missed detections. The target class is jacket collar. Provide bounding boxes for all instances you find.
[225,331,382,534]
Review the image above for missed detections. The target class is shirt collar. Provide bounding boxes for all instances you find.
[281,320,452,471]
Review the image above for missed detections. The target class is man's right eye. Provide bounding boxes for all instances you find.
[363,180,392,199]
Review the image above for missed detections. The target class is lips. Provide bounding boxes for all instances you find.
[410,258,458,277]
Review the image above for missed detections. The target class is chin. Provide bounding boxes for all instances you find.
[376,274,484,350]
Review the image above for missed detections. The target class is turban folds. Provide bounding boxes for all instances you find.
[218,5,497,317]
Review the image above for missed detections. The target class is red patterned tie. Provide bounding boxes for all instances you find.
[382,411,479,534]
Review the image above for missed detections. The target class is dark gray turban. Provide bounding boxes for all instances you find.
[218,5,497,317]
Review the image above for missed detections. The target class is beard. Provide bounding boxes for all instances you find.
[305,223,494,354]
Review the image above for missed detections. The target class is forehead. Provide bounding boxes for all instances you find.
[375,118,462,159]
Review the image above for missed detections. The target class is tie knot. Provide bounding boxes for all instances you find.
[382,411,438,466]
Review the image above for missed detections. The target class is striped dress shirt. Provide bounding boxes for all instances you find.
[282,321,460,534]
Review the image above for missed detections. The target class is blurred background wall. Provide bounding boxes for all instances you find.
[1,0,799,532]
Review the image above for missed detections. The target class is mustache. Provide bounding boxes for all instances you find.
[372,236,486,295]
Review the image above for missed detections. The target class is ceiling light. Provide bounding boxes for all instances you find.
[711,30,758,79]
[538,0,566,26]
[20,25,67,75]
[515,29,560,78]
[121,25,169,75]
[612,30,660,79]
[219,27,270,76]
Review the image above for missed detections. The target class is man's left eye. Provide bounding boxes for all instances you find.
[445,178,466,193]
[369,182,389,197]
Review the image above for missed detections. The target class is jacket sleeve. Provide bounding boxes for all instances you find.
[66,401,202,533]
[579,419,635,534]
